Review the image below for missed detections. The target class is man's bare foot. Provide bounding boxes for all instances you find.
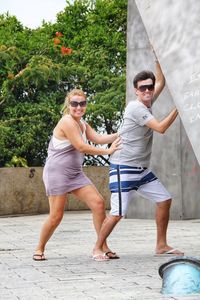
[155,246,184,256]
[105,251,120,259]
[102,247,120,259]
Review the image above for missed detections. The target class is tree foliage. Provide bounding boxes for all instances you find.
[0,0,127,167]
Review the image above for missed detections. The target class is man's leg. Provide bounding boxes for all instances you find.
[155,199,171,252]
[94,215,122,253]
[93,163,131,259]
[155,199,184,255]
[93,188,129,257]
[137,173,184,255]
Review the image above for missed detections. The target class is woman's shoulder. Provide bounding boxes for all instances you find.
[60,114,73,124]
[57,115,75,129]
[61,114,71,121]
[80,118,87,126]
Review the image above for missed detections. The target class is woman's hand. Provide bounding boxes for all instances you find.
[107,136,122,155]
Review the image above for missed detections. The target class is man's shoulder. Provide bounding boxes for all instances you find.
[128,98,138,104]
[126,99,146,112]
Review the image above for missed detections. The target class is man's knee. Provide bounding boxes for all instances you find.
[156,198,172,209]
[109,215,123,223]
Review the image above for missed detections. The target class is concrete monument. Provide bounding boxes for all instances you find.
[135,0,200,164]
[126,0,200,219]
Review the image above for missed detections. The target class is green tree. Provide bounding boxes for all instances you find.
[0,0,127,167]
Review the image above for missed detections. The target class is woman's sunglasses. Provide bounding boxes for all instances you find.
[70,100,87,107]
[137,84,155,92]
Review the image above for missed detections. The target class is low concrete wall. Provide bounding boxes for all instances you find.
[0,167,110,216]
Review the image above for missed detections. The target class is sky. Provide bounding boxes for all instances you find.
[0,0,72,29]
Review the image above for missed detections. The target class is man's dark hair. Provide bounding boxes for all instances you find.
[133,70,155,88]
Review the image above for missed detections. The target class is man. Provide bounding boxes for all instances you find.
[93,60,184,259]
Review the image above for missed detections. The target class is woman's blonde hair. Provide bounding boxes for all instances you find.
[61,89,86,115]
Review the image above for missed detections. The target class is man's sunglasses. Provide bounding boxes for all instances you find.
[137,84,155,92]
[70,100,87,107]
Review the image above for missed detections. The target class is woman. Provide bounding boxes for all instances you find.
[33,89,121,262]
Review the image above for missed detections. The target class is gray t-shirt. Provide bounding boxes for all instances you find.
[110,99,154,168]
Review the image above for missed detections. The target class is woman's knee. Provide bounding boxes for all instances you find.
[49,211,64,227]
[91,196,105,213]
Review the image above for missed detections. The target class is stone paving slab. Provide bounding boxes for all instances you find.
[0,211,200,300]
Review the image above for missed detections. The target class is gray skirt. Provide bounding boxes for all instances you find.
[43,140,92,196]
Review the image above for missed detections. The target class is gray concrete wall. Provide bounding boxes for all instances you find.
[0,167,110,216]
[126,0,200,220]
[135,0,200,165]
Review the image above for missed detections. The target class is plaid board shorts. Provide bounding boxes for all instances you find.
[109,163,171,216]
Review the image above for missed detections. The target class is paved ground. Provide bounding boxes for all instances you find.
[0,211,200,300]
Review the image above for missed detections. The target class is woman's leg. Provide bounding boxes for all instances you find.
[33,194,67,260]
[72,185,116,258]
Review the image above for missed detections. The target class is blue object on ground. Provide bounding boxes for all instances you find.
[159,256,200,295]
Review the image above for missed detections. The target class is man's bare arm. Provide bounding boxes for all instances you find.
[146,107,178,134]
[153,61,165,102]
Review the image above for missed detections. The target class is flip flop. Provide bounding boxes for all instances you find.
[155,248,184,257]
[105,251,120,259]
[33,253,46,261]
[92,253,109,262]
